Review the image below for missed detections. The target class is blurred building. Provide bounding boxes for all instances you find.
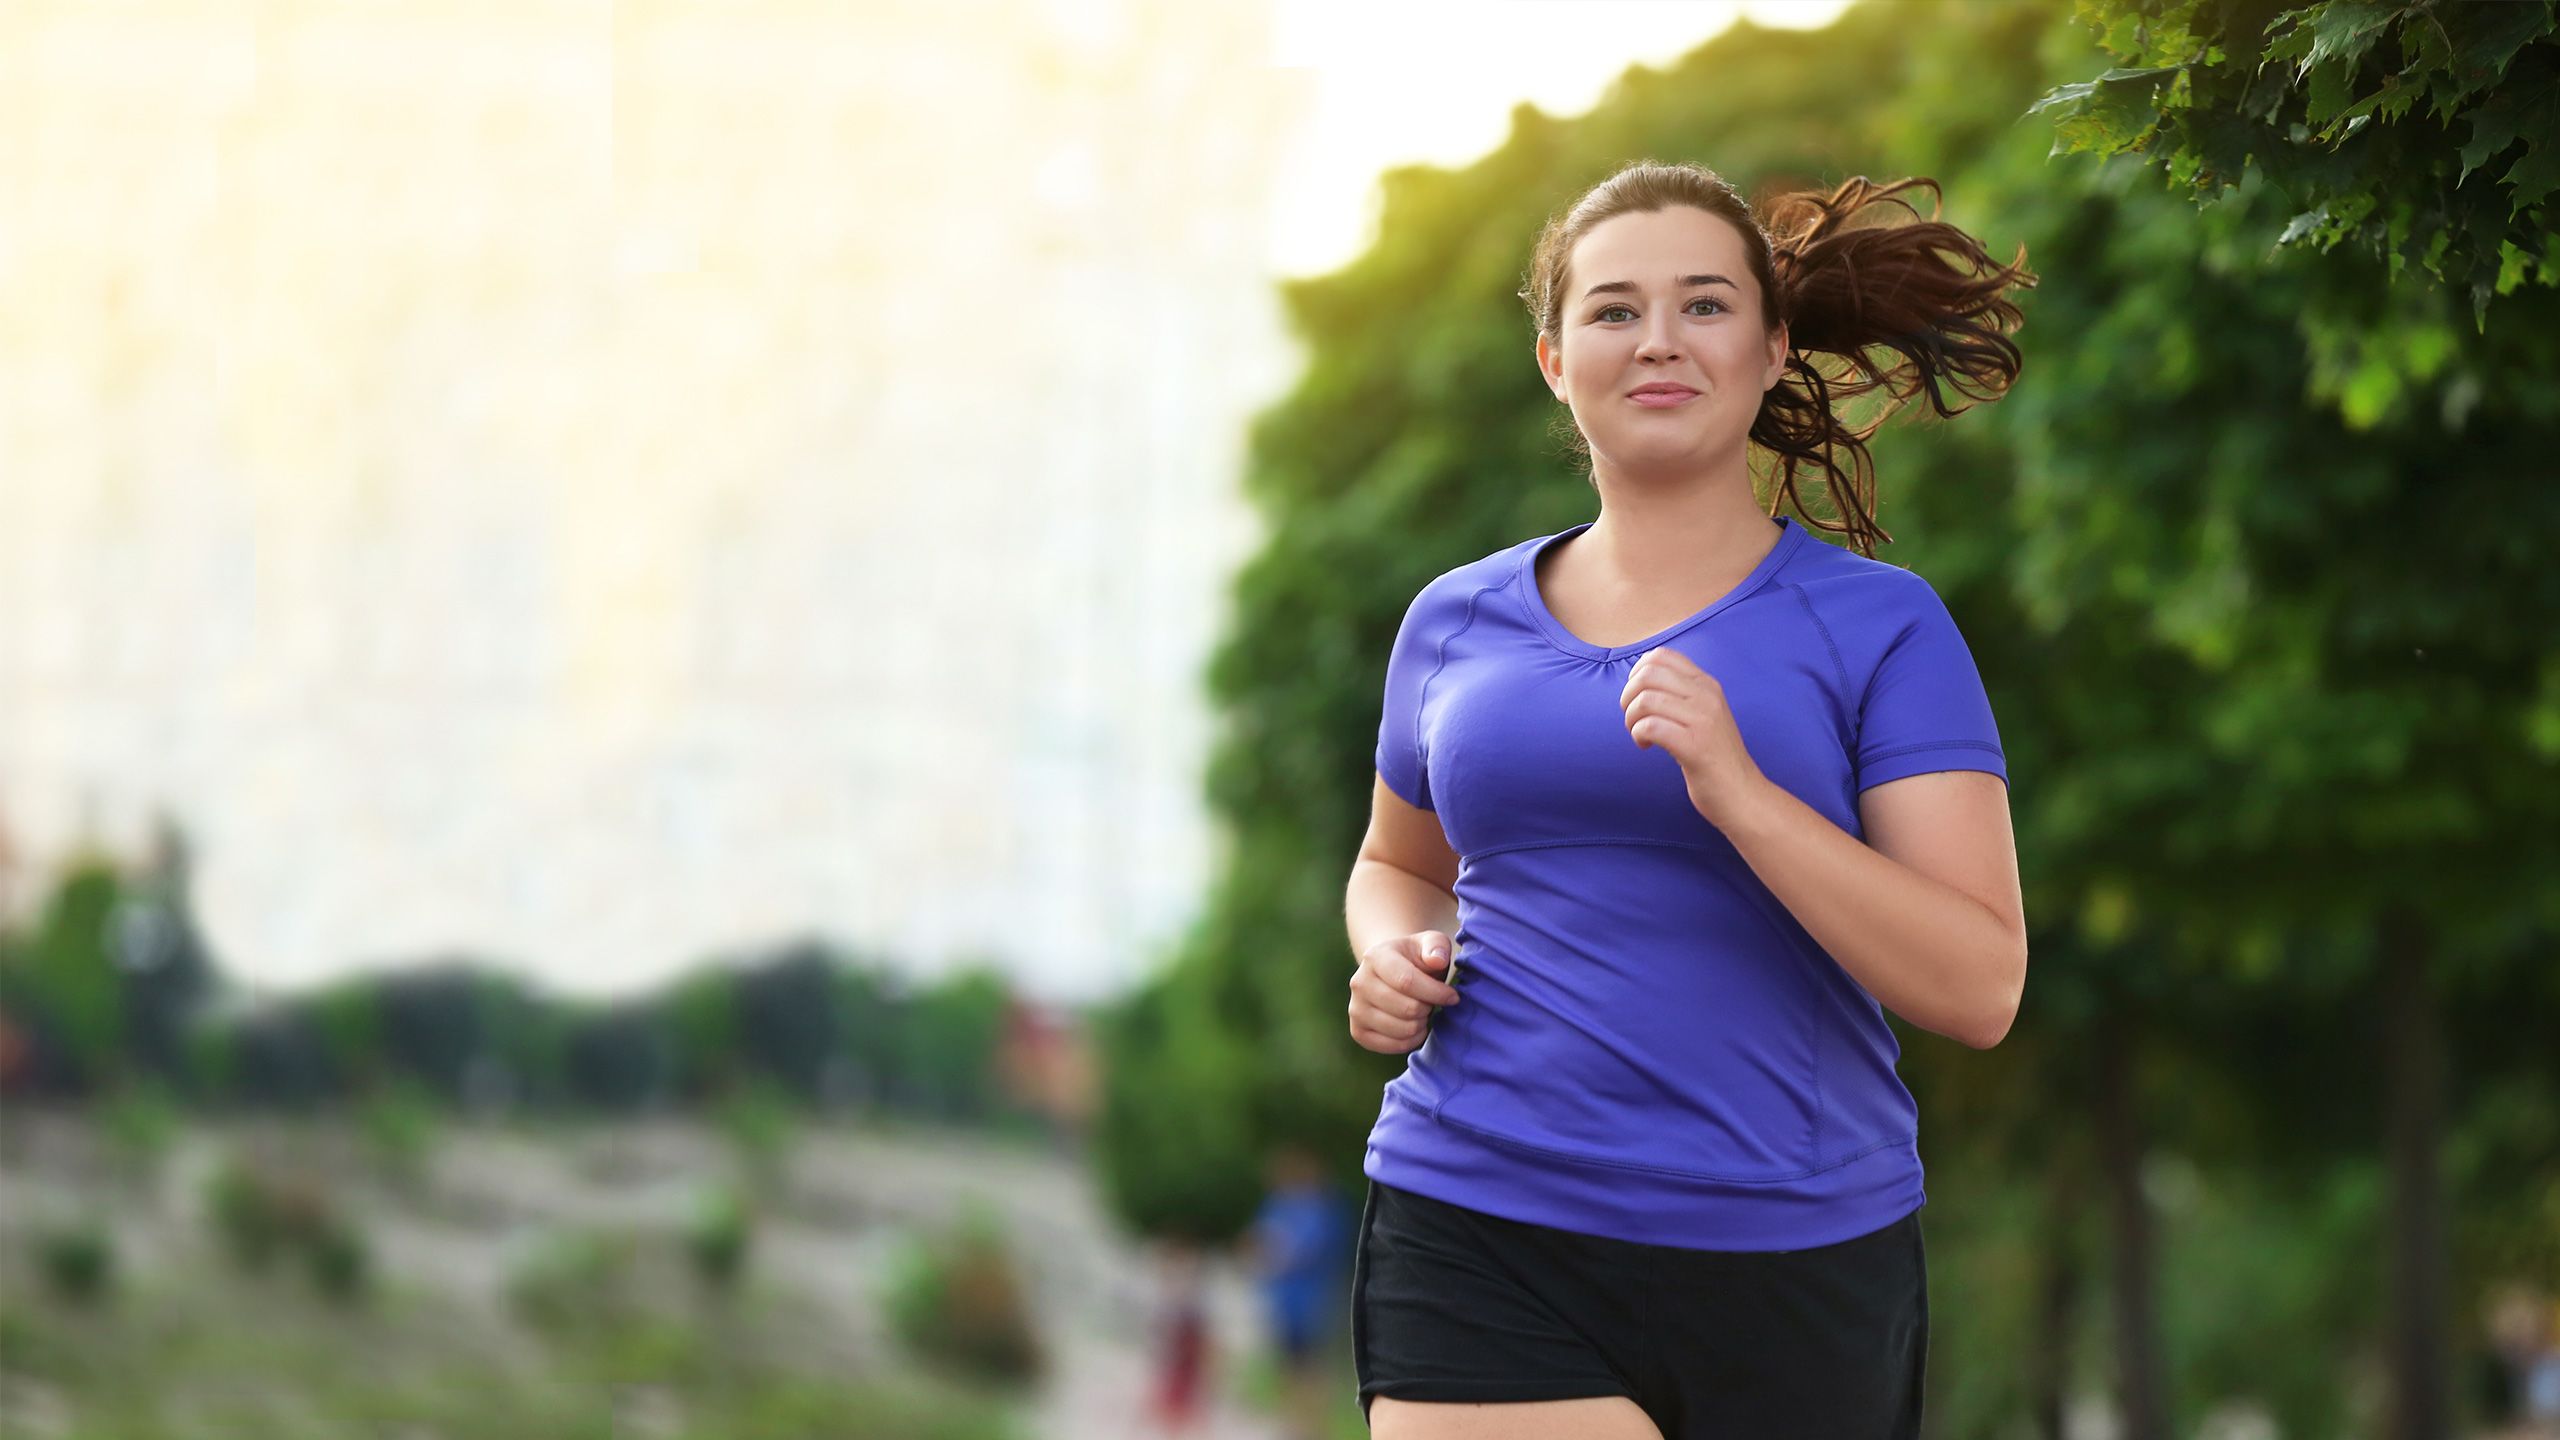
[0,0,1309,1006]
[996,994,1099,1139]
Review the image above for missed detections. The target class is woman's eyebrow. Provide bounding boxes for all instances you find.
[1582,274,1737,300]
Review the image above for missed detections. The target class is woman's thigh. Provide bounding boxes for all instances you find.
[1369,1394,1667,1440]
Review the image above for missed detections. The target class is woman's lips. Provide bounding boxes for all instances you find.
[1628,388,1699,408]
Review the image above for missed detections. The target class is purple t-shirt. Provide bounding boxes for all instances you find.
[1365,513,2008,1251]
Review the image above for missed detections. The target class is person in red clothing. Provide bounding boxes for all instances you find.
[1147,1238,1213,1435]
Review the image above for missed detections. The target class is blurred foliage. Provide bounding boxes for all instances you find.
[685,1178,756,1295]
[0,857,125,1089]
[1,1214,1023,1440]
[203,1152,369,1307]
[31,1217,115,1305]
[717,1072,801,1198]
[888,962,1018,1121]
[356,1074,442,1190]
[0,856,1048,1140]
[884,1203,1046,1388]
[2030,0,2559,330]
[507,1225,652,1337]
[668,966,745,1098]
[304,1210,373,1306]
[98,1074,181,1194]
[1093,966,1265,1241]
[208,1154,293,1273]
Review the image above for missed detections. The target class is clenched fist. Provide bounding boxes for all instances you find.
[1349,930,1463,1055]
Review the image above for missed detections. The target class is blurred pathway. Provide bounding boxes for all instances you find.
[0,1113,1293,1440]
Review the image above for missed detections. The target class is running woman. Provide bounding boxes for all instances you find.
[1343,159,2036,1440]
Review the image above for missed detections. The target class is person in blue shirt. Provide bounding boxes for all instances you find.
[1244,1142,1359,1440]
[1343,159,2035,1439]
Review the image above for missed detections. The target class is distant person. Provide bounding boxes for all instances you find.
[2486,1283,2546,1430]
[1245,1144,1357,1440]
[1344,159,2033,1438]
[1146,1237,1212,1436]
[2529,1296,2560,1437]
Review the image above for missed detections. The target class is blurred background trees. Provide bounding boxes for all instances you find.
[0,833,1071,1138]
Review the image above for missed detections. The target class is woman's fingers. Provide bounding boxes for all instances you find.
[1402,949,1463,1008]
[1347,982,1428,1053]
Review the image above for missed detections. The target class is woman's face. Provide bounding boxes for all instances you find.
[1536,204,1788,478]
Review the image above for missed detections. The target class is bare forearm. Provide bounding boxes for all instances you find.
[1721,777,2020,1048]
[1345,859,1459,962]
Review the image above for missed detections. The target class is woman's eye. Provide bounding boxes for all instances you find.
[1595,299,1723,322]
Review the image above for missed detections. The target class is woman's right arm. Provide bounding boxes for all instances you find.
[1345,772,1463,1055]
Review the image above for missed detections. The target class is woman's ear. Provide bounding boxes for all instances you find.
[1535,332,1566,400]
[1765,322,1790,390]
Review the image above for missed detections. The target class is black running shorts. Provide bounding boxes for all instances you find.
[1351,1178,1928,1438]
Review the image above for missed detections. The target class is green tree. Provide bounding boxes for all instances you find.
[893,965,1014,1121]
[1092,967,1263,1241]
[666,966,742,1100]
[0,858,130,1092]
[1906,11,2560,1431]
[2029,0,2560,329]
[305,980,385,1095]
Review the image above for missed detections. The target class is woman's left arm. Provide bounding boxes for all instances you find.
[1722,769,2026,1049]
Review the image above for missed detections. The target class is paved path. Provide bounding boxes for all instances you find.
[0,1113,1294,1440]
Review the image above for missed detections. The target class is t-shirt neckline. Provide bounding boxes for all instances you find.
[1514,514,1804,662]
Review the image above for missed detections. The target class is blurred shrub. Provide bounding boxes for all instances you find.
[884,1204,1043,1386]
[684,1180,753,1295]
[207,1155,289,1271]
[305,1211,372,1305]
[357,1076,442,1190]
[506,1226,646,1335]
[203,1152,365,1304]
[99,1077,181,1193]
[716,1074,798,1196]
[32,1217,114,1303]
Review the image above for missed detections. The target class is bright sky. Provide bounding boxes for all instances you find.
[1264,0,1860,278]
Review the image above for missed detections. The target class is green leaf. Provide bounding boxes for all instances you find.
[2304,56,2357,126]
[2495,239,2537,294]
[2094,63,2192,84]
[2446,0,2553,86]
[2299,0,2398,72]
[2026,79,2104,117]
[2103,10,2147,59]
[2458,90,2529,185]
[2259,15,2317,70]
[2507,136,2560,213]
[2315,73,2399,141]
[2027,65,2184,120]
[2397,8,2454,77]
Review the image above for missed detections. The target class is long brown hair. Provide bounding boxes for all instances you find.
[1518,160,2035,557]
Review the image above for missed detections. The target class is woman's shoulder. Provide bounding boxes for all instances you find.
[1777,530,1956,617]
[1395,530,1552,624]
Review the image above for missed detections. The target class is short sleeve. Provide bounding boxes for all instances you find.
[1374,584,1441,811]
[1854,578,2008,793]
